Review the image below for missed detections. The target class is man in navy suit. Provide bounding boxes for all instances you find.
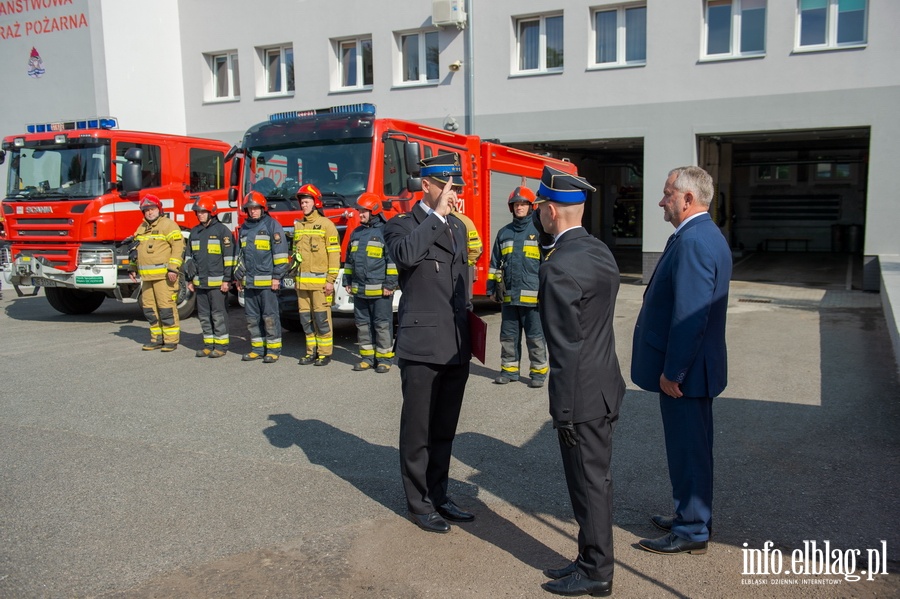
[384,153,474,534]
[631,166,732,556]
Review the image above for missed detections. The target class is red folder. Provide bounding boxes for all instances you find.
[468,310,487,364]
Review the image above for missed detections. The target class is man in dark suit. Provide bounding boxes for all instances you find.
[631,166,732,556]
[384,153,474,534]
[535,166,625,598]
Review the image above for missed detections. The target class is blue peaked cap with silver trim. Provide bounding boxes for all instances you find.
[535,166,596,204]
[418,153,465,186]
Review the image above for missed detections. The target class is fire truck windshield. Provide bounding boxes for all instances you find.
[6,142,110,200]
[243,138,372,209]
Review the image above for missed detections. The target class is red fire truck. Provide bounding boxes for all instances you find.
[226,103,576,327]
[0,117,232,316]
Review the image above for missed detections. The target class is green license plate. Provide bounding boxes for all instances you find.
[75,276,104,284]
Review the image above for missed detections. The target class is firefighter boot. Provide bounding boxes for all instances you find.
[196,348,213,358]
[298,352,317,365]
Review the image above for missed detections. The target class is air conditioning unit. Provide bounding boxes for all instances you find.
[433,0,467,28]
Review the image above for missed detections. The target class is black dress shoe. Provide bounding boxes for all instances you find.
[437,499,474,522]
[543,560,577,580]
[638,532,708,555]
[650,514,674,531]
[541,572,612,597]
[407,511,450,533]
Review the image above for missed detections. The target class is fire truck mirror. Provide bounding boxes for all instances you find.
[404,142,421,175]
[122,161,142,194]
[406,176,422,193]
[123,147,142,163]
[229,155,242,187]
[0,150,5,166]
[228,187,239,206]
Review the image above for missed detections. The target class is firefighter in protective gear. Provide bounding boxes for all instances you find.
[184,197,236,358]
[235,191,289,363]
[487,186,548,388]
[129,194,185,351]
[448,193,483,300]
[342,193,398,373]
[293,184,341,366]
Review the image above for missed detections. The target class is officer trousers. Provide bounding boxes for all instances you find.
[196,288,229,350]
[141,278,179,344]
[353,296,393,366]
[244,288,282,356]
[398,359,470,514]
[559,413,618,582]
[660,393,714,542]
[296,288,333,357]
[499,304,548,381]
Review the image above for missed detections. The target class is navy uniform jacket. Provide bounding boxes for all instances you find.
[631,213,732,398]
[184,218,236,288]
[539,228,625,423]
[342,216,399,297]
[234,213,289,288]
[384,203,471,365]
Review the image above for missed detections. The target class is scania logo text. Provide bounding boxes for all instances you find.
[25,206,53,214]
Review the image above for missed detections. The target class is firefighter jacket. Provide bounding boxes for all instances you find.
[341,216,398,297]
[131,215,184,281]
[487,215,542,306]
[292,210,341,290]
[184,217,236,288]
[451,210,483,266]
[235,213,288,288]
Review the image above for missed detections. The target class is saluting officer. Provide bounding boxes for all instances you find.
[293,184,341,367]
[384,153,474,534]
[234,191,289,363]
[184,197,236,358]
[129,194,185,352]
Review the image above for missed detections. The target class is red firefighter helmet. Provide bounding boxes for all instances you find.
[139,194,163,212]
[243,191,268,212]
[507,186,536,212]
[355,192,382,217]
[296,184,323,209]
[192,197,218,216]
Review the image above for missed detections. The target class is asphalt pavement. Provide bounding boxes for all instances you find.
[0,271,898,598]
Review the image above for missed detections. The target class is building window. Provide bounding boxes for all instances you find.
[207,52,240,100]
[515,13,563,74]
[797,0,867,49]
[336,37,373,90]
[592,4,646,67]
[704,0,766,58]
[755,164,795,184]
[399,30,439,84]
[259,44,294,96]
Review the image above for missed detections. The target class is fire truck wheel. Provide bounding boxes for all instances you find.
[176,272,196,320]
[44,288,106,315]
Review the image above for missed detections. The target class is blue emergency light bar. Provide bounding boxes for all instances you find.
[269,103,376,123]
[25,117,118,134]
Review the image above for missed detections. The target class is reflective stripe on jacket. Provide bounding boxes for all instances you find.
[341,216,398,297]
[488,215,541,306]
[185,218,236,288]
[235,214,288,287]
[293,210,340,289]
[133,216,184,281]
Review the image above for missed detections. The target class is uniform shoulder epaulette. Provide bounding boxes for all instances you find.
[397,213,408,218]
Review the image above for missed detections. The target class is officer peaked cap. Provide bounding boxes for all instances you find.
[535,166,596,204]
[419,153,465,186]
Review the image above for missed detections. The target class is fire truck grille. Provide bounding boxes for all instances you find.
[17,229,70,237]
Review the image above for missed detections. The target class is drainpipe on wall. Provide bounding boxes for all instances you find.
[464,0,474,135]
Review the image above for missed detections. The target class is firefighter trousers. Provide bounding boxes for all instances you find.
[141,278,180,344]
[196,288,229,351]
[244,288,282,357]
[499,304,548,382]
[296,288,333,357]
[353,296,394,366]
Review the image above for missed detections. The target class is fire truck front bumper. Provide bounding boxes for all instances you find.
[10,252,119,290]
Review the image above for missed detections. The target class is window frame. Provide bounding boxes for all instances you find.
[795,0,868,52]
[206,51,240,102]
[257,44,294,97]
[396,29,440,87]
[589,3,647,70]
[512,12,564,76]
[701,0,767,61]
[334,36,374,91]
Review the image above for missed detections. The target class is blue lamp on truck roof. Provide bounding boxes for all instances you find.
[25,116,118,134]
[268,103,376,123]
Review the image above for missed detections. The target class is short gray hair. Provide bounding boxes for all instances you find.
[669,166,714,206]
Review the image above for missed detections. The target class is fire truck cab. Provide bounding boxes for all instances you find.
[227,103,576,329]
[0,118,232,316]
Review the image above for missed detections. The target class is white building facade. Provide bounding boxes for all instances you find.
[1,0,897,286]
